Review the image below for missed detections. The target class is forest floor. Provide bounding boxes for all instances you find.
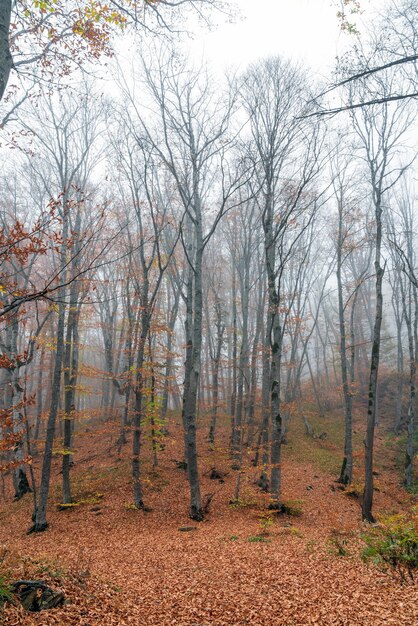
[0,407,417,625]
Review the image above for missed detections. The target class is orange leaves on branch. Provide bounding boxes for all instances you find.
[14,1,158,74]
[0,354,14,369]
[0,219,47,266]
[71,1,128,59]
[0,395,35,464]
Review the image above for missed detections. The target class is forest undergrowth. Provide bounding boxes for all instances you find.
[0,407,417,626]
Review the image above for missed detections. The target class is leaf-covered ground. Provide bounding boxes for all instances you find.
[0,412,417,625]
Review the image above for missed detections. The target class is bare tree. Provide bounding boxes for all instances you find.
[346,59,416,521]
[388,181,417,488]
[0,0,231,107]
[241,56,325,507]
[24,86,108,531]
[330,140,363,484]
[123,49,246,519]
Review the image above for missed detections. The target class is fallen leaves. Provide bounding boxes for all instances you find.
[0,419,417,625]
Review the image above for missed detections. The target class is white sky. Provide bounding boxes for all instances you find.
[110,1,381,93]
[184,0,353,78]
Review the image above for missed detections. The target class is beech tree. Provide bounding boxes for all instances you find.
[110,114,180,509]
[22,87,109,531]
[346,61,416,522]
[388,183,417,488]
[330,140,361,485]
[240,56,325,507]
[123,49,247,519]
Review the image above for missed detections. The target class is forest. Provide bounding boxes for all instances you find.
[0,0,417,624]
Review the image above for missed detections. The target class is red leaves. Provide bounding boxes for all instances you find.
[0,396,35,462]
[0,219,47,267]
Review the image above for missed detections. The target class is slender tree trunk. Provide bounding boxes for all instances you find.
[62,207,83,504]
[362,199,383,523]
[118,287,136,450]
[131,272,151,509]
[182,200,203,521]
[231,269,249,466]
[32,294,67,530]
[34,345,45,443]
[247,282,264,448]
[401,280,416,488]
[111,316,124,416]
[208,307,224,445]
[269,301,282,506]
[349,288,360,384]
[230,267,237,437]
[264,199,282,507]
[132,333,146,509]
[337,201,353,485]
[254,316,271,493]
[161,281,180,423]
[393,289,404,433]
[0,0,12,102]
[7,314,31,499]
[62,301,80,504]
[31,208,69,532]
[148,337,158,468]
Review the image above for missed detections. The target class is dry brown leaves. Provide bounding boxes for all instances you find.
[0,418,417,626]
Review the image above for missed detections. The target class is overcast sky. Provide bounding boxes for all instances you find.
[102,0,383,106]
[178,0,381,81]
[184,0,348,77]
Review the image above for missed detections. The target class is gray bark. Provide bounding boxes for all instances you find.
[208,297,225,445]
[182,205,204,520]
[336,194,353,485]
[32,210,69,532]
[0,0,12,102]
[362,204,383,522]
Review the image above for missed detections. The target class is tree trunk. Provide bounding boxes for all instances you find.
[34,345,45,443]
[118,287,136,450]
[132,334,146,509]
[6,314,31,500]
[182,204,203,521]
[362,200,383,523]
[208,305,224,445]
[31,208,69,532]
[131,273,151,509]
[161,280,180,423]
[62,302,80,504]
[400,279,416,488]
[0,0,12,102]
[392,287,404,434]
[264,201,283,507]
[231,264,249,467]
[337,200,353,485]
[254,316,271,493]
[230,266,237,438]
[246,279,264,448]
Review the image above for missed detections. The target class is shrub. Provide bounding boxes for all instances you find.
[328,529,350,556]
[229,497,258,509]
[0,575,12,607]
[258,511,274,535]
[361,514,418,583]
[343,481,363,499]
[282,499,303,517]
[247,535,270,543]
